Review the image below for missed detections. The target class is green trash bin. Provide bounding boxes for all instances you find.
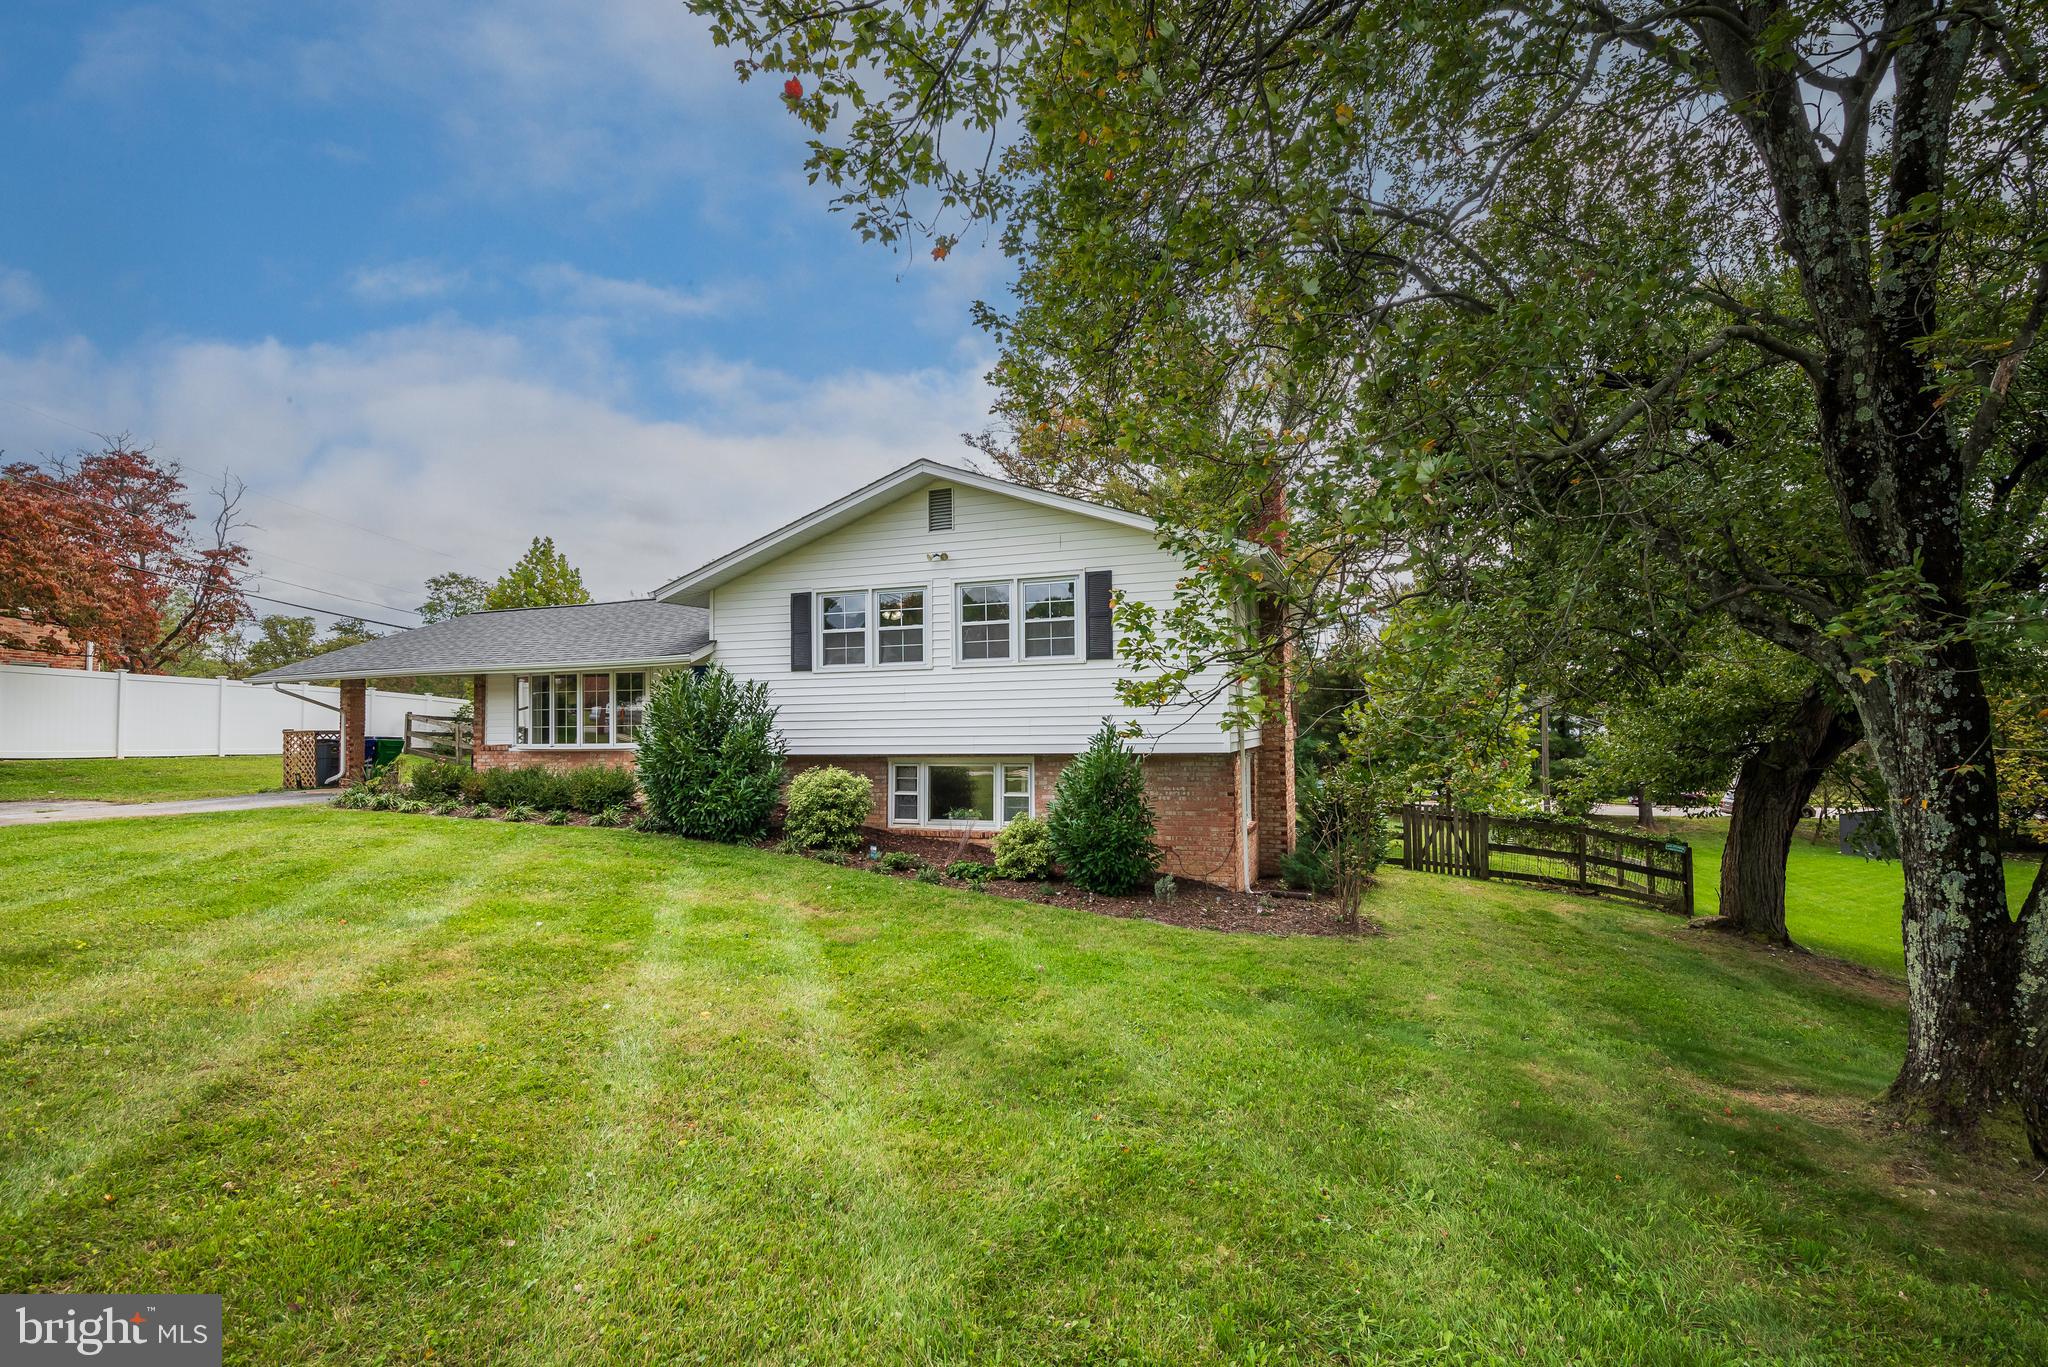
[372,736,405,767]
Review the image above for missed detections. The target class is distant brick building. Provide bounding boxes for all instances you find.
[0,614,84,669]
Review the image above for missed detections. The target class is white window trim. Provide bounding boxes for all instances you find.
[887,757,1034,829]
[954,573,1087,666]
[514,669,650,749]
[1019,574,1083,664]
[813,585,933,672]
[873,585,932,670]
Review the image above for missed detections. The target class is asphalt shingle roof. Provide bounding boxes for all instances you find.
[249,599,711,682]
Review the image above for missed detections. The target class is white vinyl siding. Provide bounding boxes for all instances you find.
[703,483,1253,755]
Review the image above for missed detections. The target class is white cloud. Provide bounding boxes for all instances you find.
[0,324,993,611]
[0,267,44,323]
[524,263,731,320]
[348,260,470,304]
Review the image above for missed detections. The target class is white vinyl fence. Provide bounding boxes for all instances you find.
[0,664,464,760]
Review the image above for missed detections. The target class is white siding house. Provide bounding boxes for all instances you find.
[257,460,1294,888]
[680,478,1254,756]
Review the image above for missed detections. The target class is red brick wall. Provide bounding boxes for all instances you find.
[1250,479,1298,878]
[0,615,83,668]
[340,679,366,782]
[1143,751,1245,888]
[783,751,1249,889]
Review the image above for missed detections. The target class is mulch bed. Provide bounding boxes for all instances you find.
[385,802,1358,937]
[787,825,1364,937]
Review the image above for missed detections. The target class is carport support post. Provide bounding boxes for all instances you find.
[340,679,367,785]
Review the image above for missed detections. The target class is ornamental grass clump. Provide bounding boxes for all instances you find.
[1046,721,1159,894]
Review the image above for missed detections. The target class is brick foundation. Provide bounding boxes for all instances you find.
[783,751,1251,889]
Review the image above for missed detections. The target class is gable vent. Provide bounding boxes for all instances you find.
[928,487,954,532]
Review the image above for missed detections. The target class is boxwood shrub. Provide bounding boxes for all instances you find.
[782,766,873,850]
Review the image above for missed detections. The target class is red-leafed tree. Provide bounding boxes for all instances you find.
[0,441,249,672]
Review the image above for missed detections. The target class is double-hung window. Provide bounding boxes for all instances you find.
[888,760,1034,827]
[957,576,1080,662]
[813,587,926,667]
[1022,577,1078,659]
[516,670,650,745]
[876,588,925,663]
[958,583,1012,660]
[820,591,868,666]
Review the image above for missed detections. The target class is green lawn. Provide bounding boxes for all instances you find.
[0,755,283,804]
[1638,816,2040,975]
[3,812,2042,1364]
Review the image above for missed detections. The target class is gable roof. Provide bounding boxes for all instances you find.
[248,599,712,682]
[651,459,1161,603]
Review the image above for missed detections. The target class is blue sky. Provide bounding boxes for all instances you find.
[0,0,1005,628]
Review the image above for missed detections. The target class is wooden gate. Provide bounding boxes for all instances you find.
[404,712,473,759]
[1400,806,1693,916]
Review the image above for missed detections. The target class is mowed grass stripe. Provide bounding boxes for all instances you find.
[0,826,538,1216]
[2,811,2044,1365]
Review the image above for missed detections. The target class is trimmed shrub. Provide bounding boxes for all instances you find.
[480,766,573,811]
[409,759,478,803]
[564,764,639,814]
[1046,720,1159,894]
[991,815,1055,880]
[782,766,873,850]
[877,850,926,874]
[636,666,787,842]
[1279,848,1335,893]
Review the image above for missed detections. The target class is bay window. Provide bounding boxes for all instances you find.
[888,760,1034,827]
[516,670,652,746]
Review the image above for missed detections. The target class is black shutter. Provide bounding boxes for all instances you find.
[790,592,812,671]
[1084,570,1114,659]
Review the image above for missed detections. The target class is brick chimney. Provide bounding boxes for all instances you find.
[1247,477,1296,879]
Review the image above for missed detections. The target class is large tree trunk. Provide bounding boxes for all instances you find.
[1634,786,1653,827]
[1858,645,2024,1136]
[1717,688,1858,946]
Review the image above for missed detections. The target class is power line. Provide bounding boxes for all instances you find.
[220,470,469,562]
[242,543,428,600]
[246,573,422,619]
[241,592,414,632]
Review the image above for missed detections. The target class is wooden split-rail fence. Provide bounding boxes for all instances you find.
[1399,806,1694,916]
[404,712,473,760]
